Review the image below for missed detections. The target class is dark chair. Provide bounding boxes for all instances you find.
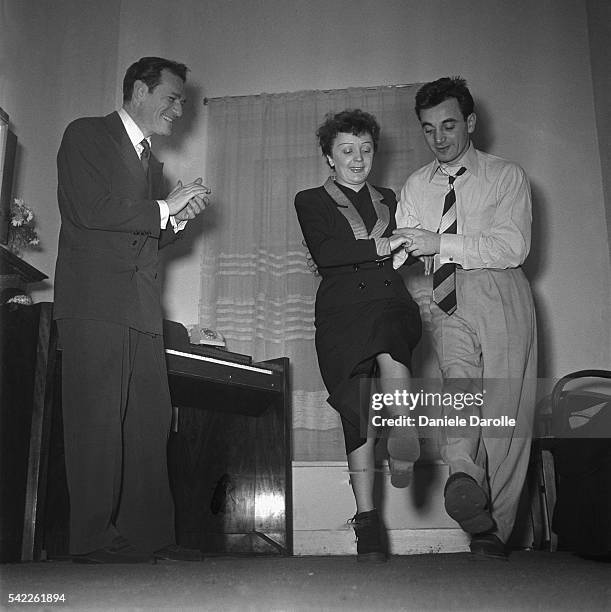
[534,370,611,555]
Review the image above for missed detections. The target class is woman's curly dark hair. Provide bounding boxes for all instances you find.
[316,109,380,165]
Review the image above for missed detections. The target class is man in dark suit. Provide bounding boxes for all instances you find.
[54,57,209,563]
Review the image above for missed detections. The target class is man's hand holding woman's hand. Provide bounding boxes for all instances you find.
[392,227,440,258]
[392,227,438,275]
[389,234,410,252]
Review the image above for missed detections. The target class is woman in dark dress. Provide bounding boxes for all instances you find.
[295,109,422,562]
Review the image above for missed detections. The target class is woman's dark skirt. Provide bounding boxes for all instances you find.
[315,297,421,454]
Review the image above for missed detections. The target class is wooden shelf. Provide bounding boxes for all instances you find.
[0,246,47,284]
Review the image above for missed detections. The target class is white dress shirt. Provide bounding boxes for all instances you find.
[394,143,532,270]
[118,108,185,232]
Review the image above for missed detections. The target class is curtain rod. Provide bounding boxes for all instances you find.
[202,83,414,105]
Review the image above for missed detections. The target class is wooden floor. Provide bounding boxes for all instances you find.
[1,551,609,611]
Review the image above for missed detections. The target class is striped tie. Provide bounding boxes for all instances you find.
[433,166,466,315]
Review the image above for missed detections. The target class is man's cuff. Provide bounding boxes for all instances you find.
[169,216,188,233]
[158,200,169,229]
[439,233,463,265]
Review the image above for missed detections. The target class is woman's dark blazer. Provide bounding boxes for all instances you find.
[295,181,413,318]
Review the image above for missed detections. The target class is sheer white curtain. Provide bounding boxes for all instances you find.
[200,85,434,460]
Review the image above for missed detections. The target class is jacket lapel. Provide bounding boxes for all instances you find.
[103,111,149,190]
[368,185,390,239]
[323,177,390,240]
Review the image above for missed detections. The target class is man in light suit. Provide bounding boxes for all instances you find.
[393,77,537,559]
[54,57,209,563]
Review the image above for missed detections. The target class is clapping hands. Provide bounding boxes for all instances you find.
[166,177,211,221]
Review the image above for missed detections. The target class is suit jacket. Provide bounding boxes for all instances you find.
[295,180,413,317]
[54,111,178,334]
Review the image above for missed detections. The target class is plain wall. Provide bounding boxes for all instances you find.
[0,0,121,280]
[1,0,609,379]
[587,0,611,245]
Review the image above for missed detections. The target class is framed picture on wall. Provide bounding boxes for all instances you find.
[0,107,17,245]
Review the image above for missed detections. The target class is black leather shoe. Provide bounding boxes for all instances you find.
[469,533,508,560]
[72,538,151,564]
[348,509,387,563]
[153,544,204,562]
[444,472,495,534]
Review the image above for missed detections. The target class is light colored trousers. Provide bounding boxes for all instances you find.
[430,267,537,543]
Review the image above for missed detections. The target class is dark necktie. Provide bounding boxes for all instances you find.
[432,166,466,315]
[139,138,151,175]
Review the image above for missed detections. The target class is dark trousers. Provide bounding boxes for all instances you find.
[57,319,175,554]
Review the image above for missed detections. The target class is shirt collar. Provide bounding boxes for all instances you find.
[428,141,479,182]
[118,107,149,152]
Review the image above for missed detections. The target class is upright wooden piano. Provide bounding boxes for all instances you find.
[1,309,291,560]
[163,321,292,556]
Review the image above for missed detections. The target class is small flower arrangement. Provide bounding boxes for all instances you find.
[7,197,40,256]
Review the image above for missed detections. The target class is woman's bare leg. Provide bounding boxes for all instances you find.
[347,437,376,513]
[376,353,420,487]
